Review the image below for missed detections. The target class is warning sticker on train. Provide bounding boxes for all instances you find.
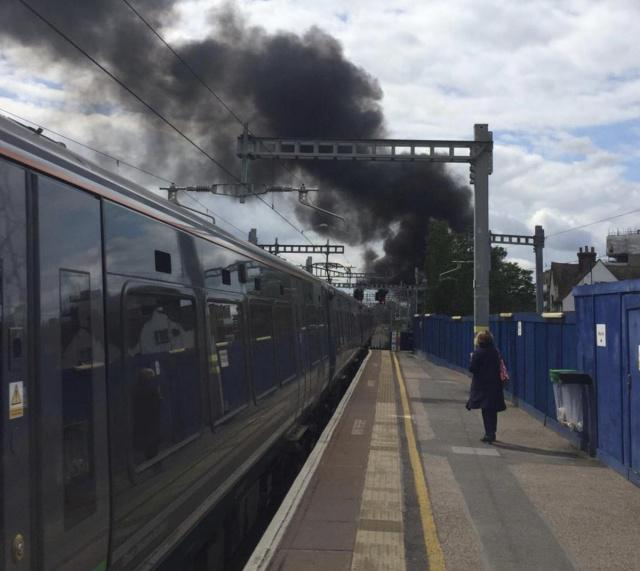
[9,381,24,419]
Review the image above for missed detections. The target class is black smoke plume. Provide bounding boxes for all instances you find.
[0,1,472,282]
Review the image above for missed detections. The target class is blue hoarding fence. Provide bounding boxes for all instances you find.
[413,312,579,444]
[574,279,640,486]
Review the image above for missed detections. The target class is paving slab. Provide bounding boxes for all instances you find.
[400,352,640,571]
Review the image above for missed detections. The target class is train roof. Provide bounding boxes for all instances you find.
[0,114,359,300]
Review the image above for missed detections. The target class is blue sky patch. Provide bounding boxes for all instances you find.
[573,120,640,181]
[35,77,63,90]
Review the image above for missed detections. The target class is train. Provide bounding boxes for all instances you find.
[0,114,375,570]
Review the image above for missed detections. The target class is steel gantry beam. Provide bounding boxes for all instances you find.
[239,124,493,335]
[237,137,488,163]
[258,239,345,283]
[257,240,344,255]
[490,225,545,313]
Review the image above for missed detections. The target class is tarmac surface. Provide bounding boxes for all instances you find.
[246,350,640,571]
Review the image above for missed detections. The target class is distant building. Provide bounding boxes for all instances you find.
[544,235,640,312]
[606,229,640,264]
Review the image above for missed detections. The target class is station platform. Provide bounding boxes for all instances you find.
[246,350,640,571]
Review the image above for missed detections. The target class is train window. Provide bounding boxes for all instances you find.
[274,305,296,383]
[238,263,247,283]
[60,270,97,528]
[126,293,201,465]
[306,306,320,363]
[250,303,277,396]
[208,302,249,415]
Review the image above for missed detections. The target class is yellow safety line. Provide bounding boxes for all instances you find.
[392,351,446,571]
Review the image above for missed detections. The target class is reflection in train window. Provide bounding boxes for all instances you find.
[126,294,201,465]
[208,302,249,415]
[274,305,296,382]
[60,269,97,528]
[250,303,277,396]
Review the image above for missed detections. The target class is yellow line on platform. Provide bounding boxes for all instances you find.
[392,351,446,571]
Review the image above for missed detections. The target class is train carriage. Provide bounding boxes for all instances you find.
[0,115,374,570]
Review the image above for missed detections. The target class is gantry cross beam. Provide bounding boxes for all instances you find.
[258,239,345,283]
[239,125,494,333]
[237,136,490,164]
[257,240,344,255]
[490,225,545,313]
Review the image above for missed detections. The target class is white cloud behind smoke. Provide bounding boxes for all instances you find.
[2,0,640,274]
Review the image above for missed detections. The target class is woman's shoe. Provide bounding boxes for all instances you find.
[481,434,492,442]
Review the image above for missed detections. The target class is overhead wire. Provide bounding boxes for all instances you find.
[120,0,246,127]
[120,0,313,225]
[0,104,251,241]
[547,206,640,239]
[256,194,314,244]
[17,0,328,257]
[0,106,250,239]
[16,0,241,183]
[0,105,174,184]
[180,191,248,237]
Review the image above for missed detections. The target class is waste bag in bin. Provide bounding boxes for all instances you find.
[549,369,595,456]
[549,369,592,431]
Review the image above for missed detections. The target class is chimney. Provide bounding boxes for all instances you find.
[578,246,596,273]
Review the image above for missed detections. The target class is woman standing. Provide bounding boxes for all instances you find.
[466,330,506,443]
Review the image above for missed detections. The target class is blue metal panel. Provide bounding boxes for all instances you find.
[534,322,548,413]
[621,294,640,478]
[514,321,525,399]
[546,323,563,419]
[524,321,536,406]
[594,293,623,463]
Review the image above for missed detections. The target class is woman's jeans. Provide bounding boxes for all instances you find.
[482,408,498,437]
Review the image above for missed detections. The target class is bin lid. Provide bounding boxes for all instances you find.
[549,369,592,385]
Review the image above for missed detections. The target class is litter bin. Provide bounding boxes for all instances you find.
[399,330,413,351]
[549,369,595,455]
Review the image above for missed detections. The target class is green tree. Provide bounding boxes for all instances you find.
[424,222,535,315]
[490,247,536,312]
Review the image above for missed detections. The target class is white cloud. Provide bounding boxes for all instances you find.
[3,0,640,277]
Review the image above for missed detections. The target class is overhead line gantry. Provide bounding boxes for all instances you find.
[238,125,494,334]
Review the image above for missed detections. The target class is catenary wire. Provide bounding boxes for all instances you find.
[0,105,175,184]
[256,194,314,244]
[119,0,324,247]
[547,206,640,239]
[17,0,336,260]
[120,0,246,127]
[118,0,314,243]
[180,191,248,236]
[16,0,241,183]
[120,0,305,188]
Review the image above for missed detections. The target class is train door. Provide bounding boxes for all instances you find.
[626,308,640,479]
[33,175,109,569]
[0,159,31,569]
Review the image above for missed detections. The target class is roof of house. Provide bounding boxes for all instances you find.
[604,263,640,281]
[552,260,640,301]
[550,262,583,300]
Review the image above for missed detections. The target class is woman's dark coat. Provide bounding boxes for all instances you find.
[466,340,506,411]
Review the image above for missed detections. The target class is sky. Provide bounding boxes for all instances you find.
[2,0,640,279]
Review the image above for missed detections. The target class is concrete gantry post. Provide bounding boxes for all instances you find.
[534,225,545,313]
[472,124,493,337]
